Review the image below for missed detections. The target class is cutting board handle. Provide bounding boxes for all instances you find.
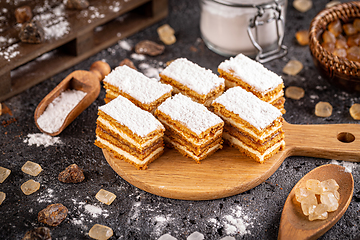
[284,122,360,162]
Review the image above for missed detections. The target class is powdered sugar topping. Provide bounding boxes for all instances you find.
[103,65,172,104]
[213,87,281,130]
[218,54,283,93]
[36,89,87,133]
[161,58,224,95]
[99,95,164,137]
[157,94,223,136]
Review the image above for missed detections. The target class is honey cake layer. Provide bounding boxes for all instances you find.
[95,137,164,170]
[104,86,172,112]
[212,87,283,138]
[103,65,172,106]
[157,114,223,146]
[165,128,223,155]
[164,136,222,163]
[160,76,225,106]
[218,53,283,97]
[224,124,284,154]
[96,126,163,159]
[98,95,165,144]
[159,58,224,103]
[97,115,163,150]
[223,132,285,163]
[219,71,284,101]
[155,94,224,139]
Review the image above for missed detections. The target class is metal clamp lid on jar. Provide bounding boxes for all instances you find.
[206,0,288,63]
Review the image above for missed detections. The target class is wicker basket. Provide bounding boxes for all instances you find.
[309,1,360,92]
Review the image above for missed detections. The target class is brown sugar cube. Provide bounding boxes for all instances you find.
[135,40,165,56]
[58,164,85,183]
[19,20,45,44]
[38,203,68,227]
[15,6,32,23]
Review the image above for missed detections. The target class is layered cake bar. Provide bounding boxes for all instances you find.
[154,94,224,163]
[95,95,165,170]
[218,53,285,113]
[212,87,285,163]
[103,65,172,113]
[159,58,225,107]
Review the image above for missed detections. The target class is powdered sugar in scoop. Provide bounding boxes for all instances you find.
[36,89,87,133]
[157,94,223,136]
[213,87,281,130]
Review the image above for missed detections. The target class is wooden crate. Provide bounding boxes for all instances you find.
[0,0,168,102]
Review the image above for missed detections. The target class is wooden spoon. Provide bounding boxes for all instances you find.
[278,164,354,240]
[34,61,111,136]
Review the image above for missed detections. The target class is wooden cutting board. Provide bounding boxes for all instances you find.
[103,121,360,200]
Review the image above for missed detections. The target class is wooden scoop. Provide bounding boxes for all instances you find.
[34,61,111,136]
[278,164,354,240]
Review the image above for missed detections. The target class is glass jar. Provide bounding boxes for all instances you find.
[199,0,288,63]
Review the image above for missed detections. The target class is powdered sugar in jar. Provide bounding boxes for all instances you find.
[200,0,287,63]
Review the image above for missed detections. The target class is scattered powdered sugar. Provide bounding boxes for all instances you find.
[330,160,358,173]
[213,87,282,130]
[118,40,132,51]
[129,201,142,220]
[37,188,56,203]
[220,237,236,240]
[103,65,172,104]
[33,4,70,40]
[24,133,62,147]
[152,214,174,237]
[36,89,87,133]
[208,206,253,237]
[157,94,223,136]
[0,43,20,61]
[99,95,164,137]
[161,58,224,95]
[84,204,108,218]
[139,62,164,80]
[131,53,146,61]
[218,53,283,93]
[109,1,121,12]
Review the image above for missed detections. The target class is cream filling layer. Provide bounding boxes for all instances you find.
[98,117,162,149]
[158,117,222,146]
[216,112,281,141]
[106,89,119,99]
[170,86,222,107]
[97,136,163,166]
[223,132,285,162]
[165,136,220,161]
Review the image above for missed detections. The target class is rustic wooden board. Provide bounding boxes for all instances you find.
[103,121,360,200]
[0,0,168,102]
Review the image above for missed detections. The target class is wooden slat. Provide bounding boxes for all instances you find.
[0,0,168,102]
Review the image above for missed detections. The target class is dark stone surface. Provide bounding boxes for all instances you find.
[1,0,359,239]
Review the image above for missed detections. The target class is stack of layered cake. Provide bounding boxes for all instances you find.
[103,65,172,112]
[212,87,285,163]
[160,58,225,107]
[155,94,224,163]
[95,95,165,170]
[218,53,285,113]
